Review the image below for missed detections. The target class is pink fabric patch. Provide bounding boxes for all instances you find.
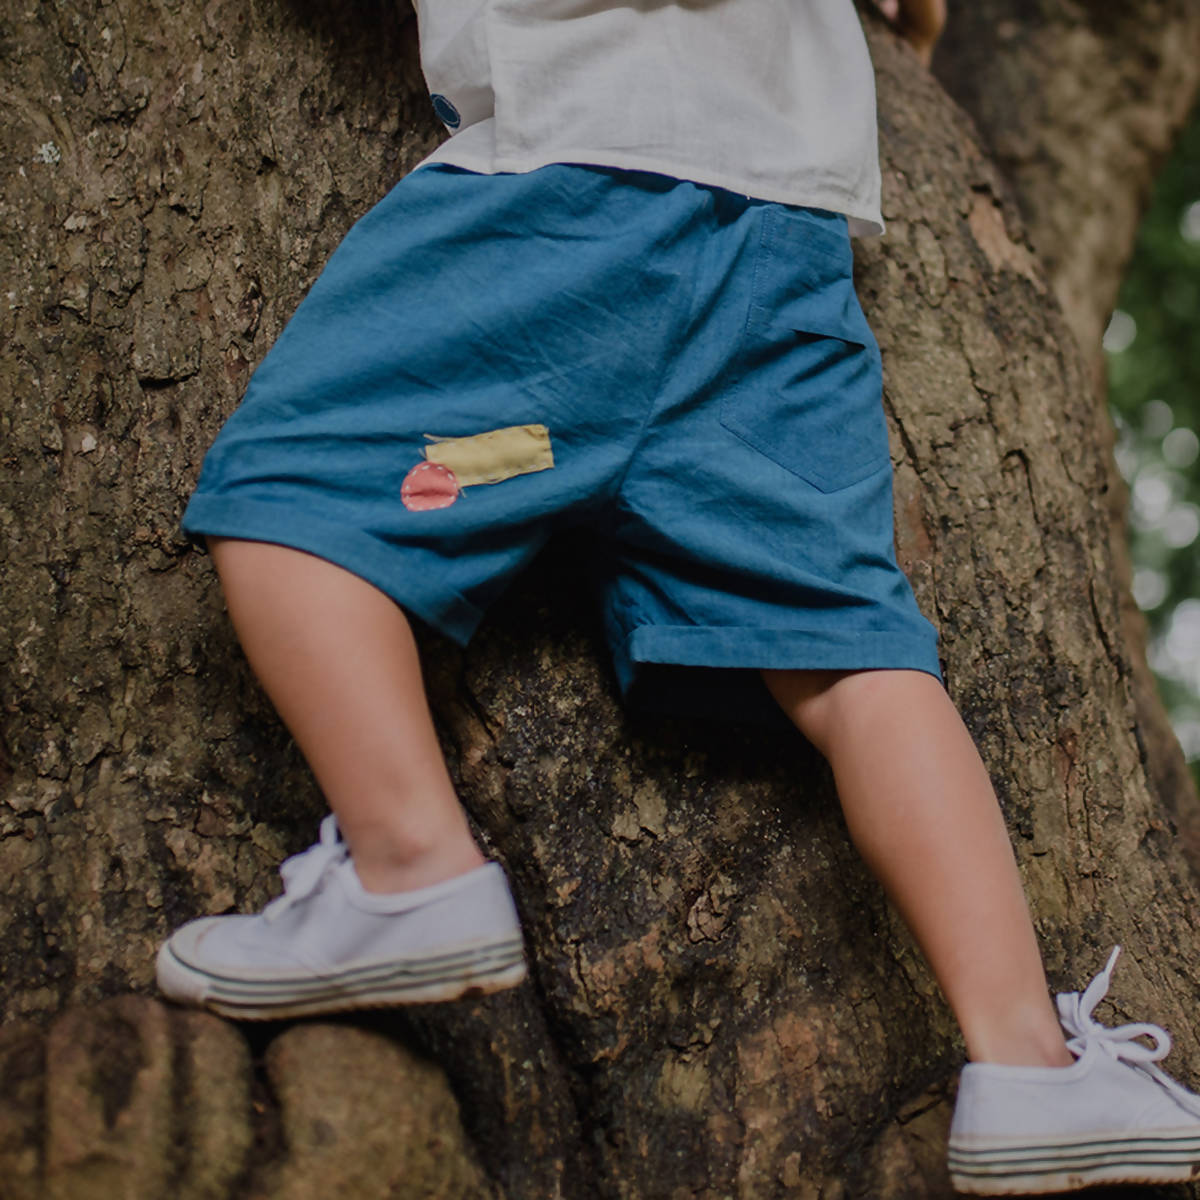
[401,461,460,511]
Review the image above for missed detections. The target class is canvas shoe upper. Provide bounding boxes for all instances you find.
[156,816,526,1018]
[949,947,1200,1195]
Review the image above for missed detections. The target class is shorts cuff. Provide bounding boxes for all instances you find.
[181,494,484,645]
[618,624,944,693]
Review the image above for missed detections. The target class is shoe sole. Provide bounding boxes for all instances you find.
[949,1132,1200,1194]
[160,936,527,1020]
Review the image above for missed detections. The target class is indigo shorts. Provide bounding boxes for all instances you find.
[183,163,941,719]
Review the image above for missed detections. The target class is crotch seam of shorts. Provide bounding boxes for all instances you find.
[604,268,692,517]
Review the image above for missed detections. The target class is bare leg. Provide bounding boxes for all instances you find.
[764,667,1072,1068]
[210,537,485,893]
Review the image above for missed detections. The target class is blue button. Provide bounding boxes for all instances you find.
[430,94,461,130]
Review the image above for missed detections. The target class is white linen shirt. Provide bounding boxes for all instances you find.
[413,0,884,236]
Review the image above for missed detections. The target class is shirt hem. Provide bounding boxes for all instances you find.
[417,139,885,238]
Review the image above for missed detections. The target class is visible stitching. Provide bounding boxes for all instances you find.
[745,205,777,336]
[422,424,554,487]
[401,460,460,511]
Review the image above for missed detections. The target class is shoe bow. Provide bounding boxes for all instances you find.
[263,815,349,921]
[1056,945,1200,1119]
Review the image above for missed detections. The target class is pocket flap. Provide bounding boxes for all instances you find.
[745,207,872,346]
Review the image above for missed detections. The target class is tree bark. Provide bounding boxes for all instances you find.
[936,0,1200,361]
[4,2,1200,1196]
[935,0,1200,860]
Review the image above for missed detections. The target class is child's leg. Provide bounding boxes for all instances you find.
[209,536,485,893]
[764,666,1072,1068]
[156,537,524,1017]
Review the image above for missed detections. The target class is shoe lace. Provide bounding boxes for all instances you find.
[262,815,349,922]
[1056,945,1200,1119]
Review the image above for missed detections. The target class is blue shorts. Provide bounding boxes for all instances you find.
[183,163,941,719]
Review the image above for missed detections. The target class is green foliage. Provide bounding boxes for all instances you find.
[1108,105,1200,766]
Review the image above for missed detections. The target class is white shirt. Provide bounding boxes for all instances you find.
[412,0,884,236]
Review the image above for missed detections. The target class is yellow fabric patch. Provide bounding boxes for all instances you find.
[423,424,554,488]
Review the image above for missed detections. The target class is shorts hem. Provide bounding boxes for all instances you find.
[619,624,943,692]
[181,494,484,646]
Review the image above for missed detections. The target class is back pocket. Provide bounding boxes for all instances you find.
[720,206,890,494]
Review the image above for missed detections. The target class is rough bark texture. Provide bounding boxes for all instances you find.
[0,995,493,1199]
[935,0,1200,859]
[4,1,1200,1197]
[937,0,1200,360]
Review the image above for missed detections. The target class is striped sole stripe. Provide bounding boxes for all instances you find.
[205,959,528,1019]
[952,1156,1200,1179]
[950,1136,1200,1183]
[952,1133,1200,1153]
[951,1138,1200,1163]
[949,1165,1200,1196]
[173,936,524,987]
[208,953,526,1004]
[170,941,524,1002]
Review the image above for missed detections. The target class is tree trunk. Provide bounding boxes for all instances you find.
[934,0,1200,866]
[3,2,1200,1196]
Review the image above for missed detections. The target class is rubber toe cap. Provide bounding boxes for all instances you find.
[155,917,224,1005]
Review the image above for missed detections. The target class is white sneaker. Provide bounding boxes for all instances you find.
[156,816,527,1019]
[949,947,1200,1194]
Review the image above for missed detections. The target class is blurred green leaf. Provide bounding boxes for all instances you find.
[1108,104,1200,776]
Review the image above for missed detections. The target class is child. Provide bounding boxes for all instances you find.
[155,0,1200,1191]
